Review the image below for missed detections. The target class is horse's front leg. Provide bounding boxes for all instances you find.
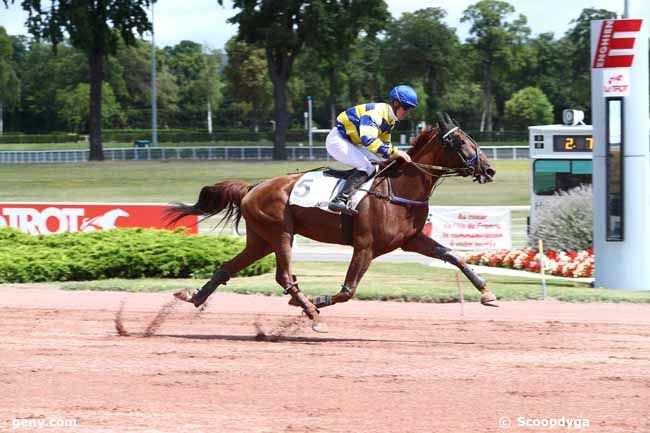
[402,232,498,307]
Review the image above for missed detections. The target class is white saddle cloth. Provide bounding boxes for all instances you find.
[288,170,375,214]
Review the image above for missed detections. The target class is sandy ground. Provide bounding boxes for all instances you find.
[1,284,649,433]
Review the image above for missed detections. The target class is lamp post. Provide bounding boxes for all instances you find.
[151,1,158,146]
[307,96,313,160]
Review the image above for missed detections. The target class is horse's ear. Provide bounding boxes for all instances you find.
[444,113,455,127]
[436,112,449,131]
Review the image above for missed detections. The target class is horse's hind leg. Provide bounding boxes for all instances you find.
[402,232,498,306]
[174,229,272,307]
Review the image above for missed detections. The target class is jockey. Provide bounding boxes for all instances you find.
[326,84,418,215]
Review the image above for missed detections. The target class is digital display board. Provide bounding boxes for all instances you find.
[552,135,594,152]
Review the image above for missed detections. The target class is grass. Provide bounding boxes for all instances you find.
[0,159,530,205]
[60,261,650,303]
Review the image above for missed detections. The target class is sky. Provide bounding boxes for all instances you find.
[0,0,647,50]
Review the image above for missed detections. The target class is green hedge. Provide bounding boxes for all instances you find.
[102,129,327,143]
[0,133,83,144]
[0,228,273,283]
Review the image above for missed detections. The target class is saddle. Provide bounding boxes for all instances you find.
[289,167,377,214]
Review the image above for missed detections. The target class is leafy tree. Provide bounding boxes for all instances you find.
[222,0,311,159]
[56,82,125,131]
[504,86,552,129]
[382,8,460,120]
[222,0,387,159]
[0,26,20,134]
[564,8,617,117]
[3,0,153,160]
[10,41,87,132]
[223,37,272,131]
[303,0,389,126]
[109,39,179,128]
[163,41,223,129]
[346,34,385,104]
[461,0,530,131]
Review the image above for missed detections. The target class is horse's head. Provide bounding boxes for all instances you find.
[421,112,495,184]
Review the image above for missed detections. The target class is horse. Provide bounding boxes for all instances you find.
[166,113,497,332]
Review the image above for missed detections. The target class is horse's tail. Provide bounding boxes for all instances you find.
[164,180,254,231]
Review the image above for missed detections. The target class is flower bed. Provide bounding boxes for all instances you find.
[464,248,594,278]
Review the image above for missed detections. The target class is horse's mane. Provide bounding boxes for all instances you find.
[410,127,440,154]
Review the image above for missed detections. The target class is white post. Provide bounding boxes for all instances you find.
[207,100,213,134]
[307,96,313,160]
[591,15,650,290]
[151,2,158,147]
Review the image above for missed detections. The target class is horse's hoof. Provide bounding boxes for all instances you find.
[173,289,194,303]
[480,292,499,307]
[312,320,328,333]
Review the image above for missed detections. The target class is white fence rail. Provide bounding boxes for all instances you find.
[0,145,529,164]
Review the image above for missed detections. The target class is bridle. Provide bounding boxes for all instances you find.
[365,126,482,207]
[408,127,482,179]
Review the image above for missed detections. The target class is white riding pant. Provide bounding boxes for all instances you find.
[325,128,380,176]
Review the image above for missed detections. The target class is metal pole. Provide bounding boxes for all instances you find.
[623,0,629,18]
[307,96,313,160]
[151,1,158,147]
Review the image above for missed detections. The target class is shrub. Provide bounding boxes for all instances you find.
[504,86,553,130]
[528,184,592,251]
[0,228,273,283]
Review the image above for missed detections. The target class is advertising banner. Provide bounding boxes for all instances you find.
[424,207,511,251]
[0,203,198,235]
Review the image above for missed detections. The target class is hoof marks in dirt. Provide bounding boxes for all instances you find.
[114,297,180,338]
[114,299,130,337]
[254,316,305,342]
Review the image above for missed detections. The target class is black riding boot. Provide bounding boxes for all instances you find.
[328,169,370,215]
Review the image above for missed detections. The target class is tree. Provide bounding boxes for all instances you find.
[3,0,153,160]
[221,0,311,159]
[504,86,552,130]
[110,39,179,128]
[163,41,223,129]
[56,82,124,131]
[564,8,617,117]
[382,8,460,120]
[303,0,389,126]
[0,26,20,134]
[222,0,387,159]
[223,37,273,131]
[461,0,530,132]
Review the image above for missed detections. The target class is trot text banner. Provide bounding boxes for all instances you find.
[423,207,511,250]
[0,203,198,235]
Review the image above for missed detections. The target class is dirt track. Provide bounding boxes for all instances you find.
[1,285,649,433]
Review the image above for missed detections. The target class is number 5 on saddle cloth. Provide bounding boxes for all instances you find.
[289,168,376,214]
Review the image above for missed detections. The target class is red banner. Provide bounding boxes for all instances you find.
[0,203,198,235]
[593,19,643,68]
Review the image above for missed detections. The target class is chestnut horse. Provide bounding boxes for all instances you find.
[167,113,497,332]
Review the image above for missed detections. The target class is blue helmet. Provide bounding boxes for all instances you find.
[389,85,418,109]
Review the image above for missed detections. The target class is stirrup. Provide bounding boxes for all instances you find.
[328,200,358,215]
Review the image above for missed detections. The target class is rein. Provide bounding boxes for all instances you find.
[360,127,478,207]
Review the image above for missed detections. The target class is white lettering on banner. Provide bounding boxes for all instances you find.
[0,207,127,235]
[427,207,511,251]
